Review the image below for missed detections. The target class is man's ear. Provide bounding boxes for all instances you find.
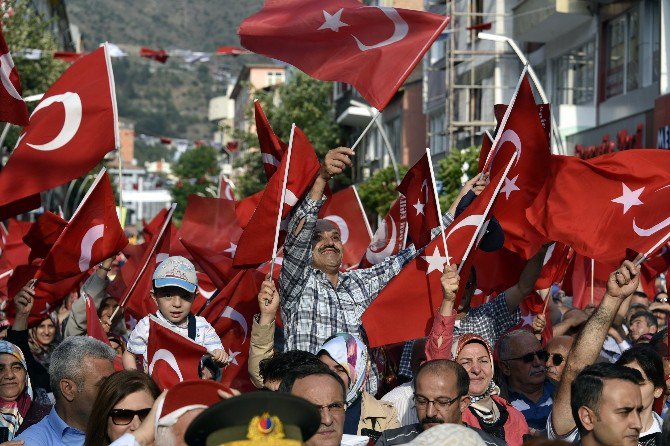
[60,378,78,402]
[578,406,596,431]
[459,395,471,413]
[498,361,511,377]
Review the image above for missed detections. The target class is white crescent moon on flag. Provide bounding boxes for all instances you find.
[323,215,350,244]
[27,92,82,151]
[220,306,248,342]
[486,129,522,172]
[284,189,299,207]
[0,53,23,101]
[223,185,234,201]
[365,218,397,264]
[78,224,104,272]
[148,348,183,382]
[632,185,670,237]
[421,179,430,204]
[446,214,484,240]
[198,286,216,299]
[352,7,409,51]
[262,153,280,167]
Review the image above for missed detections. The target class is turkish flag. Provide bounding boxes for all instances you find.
[359,196,407,269]
[397,153,440,249]
[526,150,670,267]
[120,206,174,319]
[509,293,553,344]
[477,132,494,172]
[535,243,574,290]
[234,126,321,267]
[146,317,207,390]
[239,0,449,110]
[180,239,241,290]
[362,156,515,347]
[0,25,29,126]
[142,208,170,243]
[34,171,128,284]
[200,268,265,392]
[139,47,169,63]
[192,272,217,314]
[85,294,111,346]
[567,254,610,309]
[3,219,32,268]
[472,248,526,297]
[0,45,119,218]
[485,75,551,259]
[180,195,241,256]
[216,46,252,56]
[219,176,236,201]
[318,186,372,269]
[23,211,67,264]
[255,100,288,180]
[494,103,551,146]
[639,244,670,298]
[53,51,84,63]
[235,191,263,229]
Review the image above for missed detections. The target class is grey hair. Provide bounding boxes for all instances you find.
[49,336,115,400]
[497,329,535,361]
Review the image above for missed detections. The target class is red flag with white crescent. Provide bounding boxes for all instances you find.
[359,196,407,269]
[255,100,288,180]
[0,44,119,218]
[147,317,207,390]
[239,0,449,110]
[397,153,440,249]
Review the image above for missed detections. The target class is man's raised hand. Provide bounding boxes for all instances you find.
[606,260,640,301]
[258,278,279,325]
[440,264,459,302]
[320,147,354,181]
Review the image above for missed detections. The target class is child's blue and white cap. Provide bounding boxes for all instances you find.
[153,256,198,293]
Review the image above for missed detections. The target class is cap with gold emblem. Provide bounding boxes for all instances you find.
[184,392,321,446]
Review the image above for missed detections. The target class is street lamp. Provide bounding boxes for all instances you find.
[350,99,401,185]
[477,32,566,155]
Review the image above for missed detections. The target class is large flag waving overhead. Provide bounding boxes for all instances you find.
[34,170,128,284]
[0,25,29,126]
[526,150,670,267]
[239,0,449,110]
[0,44,119,218]
[397,153,440,249]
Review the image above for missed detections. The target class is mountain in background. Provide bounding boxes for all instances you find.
[65,0,264,146]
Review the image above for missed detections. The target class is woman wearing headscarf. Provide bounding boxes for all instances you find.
[425,265,529,446]
[0,341,50,441]
[27,316,59,369]
[318,333,399,438]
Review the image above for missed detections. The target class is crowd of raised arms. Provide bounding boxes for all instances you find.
[0,145,665,446]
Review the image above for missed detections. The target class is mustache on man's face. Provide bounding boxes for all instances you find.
[318,244,340,254]
[421,416,443,425]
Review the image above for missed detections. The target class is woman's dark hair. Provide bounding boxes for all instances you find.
[616,345,666,390]
[84,370,160,446]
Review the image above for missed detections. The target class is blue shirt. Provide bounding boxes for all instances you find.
[16,406,85,446]
[508,380,555,431]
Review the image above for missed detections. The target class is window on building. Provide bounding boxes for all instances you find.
[266,71,285,86]
[430,40,446,65]
[429,111,447,154]
[553,40,595,105]
[604,8,640,99]
[651,0,661,84]
[384,116,402,160]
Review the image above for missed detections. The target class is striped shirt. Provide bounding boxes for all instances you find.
[127,311,223,368]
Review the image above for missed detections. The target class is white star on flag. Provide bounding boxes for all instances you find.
[317,9,349,32]
[225,243,237,257]
[499,175,520,200]
[413,198,425,216]
[611,183,644,214]
[421,246,448,275]
[520,311,535,327]
[227,349,242,366]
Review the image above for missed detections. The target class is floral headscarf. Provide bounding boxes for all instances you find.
[455,334,500,403]
[318,333,369,405]
[0,341,32,440]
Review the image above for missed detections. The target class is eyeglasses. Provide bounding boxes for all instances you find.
[314,402,346,414]
[110,408,152,425]
[547,352,565,366]
[503,350,549,363]
[413,394,461,409]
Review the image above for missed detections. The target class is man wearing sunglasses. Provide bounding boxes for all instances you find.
[375,360,505,445]
[497,330,553,434]
[545,335,574,384]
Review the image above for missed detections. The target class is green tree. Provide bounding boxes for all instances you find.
[357,165,409,219]
[170,145,220,222]
[435,145,480,210]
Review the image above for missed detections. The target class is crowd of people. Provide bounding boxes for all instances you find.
[0,146,666,446]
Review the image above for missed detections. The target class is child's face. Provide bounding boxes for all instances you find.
[152,286,195,324]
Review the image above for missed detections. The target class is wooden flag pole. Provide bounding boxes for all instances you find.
[426,147,450,265]
[590,258,595,305]
[268,124,296,280]
[350,110,380,152]
[457,151,518,274]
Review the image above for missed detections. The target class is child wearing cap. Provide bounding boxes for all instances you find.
[122,256,229,371]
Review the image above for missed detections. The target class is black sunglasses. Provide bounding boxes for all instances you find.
[505,349,549,363]
[547,352,565,366]
[110,408,152,426]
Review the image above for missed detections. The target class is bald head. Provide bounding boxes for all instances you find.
[315,219,339,236]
